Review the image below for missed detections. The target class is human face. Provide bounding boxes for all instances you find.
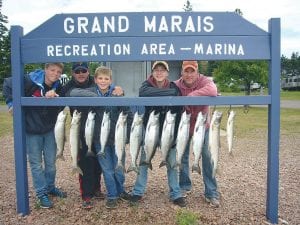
[44,64,63,86]
[152,65,168,86]
[72,68,89,83]
[181,67,198,87]
[94,74,112,93]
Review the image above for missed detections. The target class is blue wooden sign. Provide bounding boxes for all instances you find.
[10,11,280,224]
[22,12,269,63]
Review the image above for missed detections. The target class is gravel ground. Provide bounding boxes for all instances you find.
[0,128,299,225]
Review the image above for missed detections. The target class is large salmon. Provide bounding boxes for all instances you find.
[85,111,96,157]
[176,111,190,169]
[55,110,67,160]
[209,110,223,178]
[191,112,207,174]
[140,111,160,170]
[127,112,143,174]
[226,110,236,155]
[159,110,176,168]
[115,111,128,171]
[98,111,110,157]
[69,110,83,175]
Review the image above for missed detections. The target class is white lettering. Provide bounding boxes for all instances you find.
[140,43,175,55]
[185,16,195,32]
[171,16,182,32]
[158,16,168,32]
[203,16,214,32]
[77,17,89,33]
[144,16,156,32]
[64,17,75,34]
[194,43,245,55]
[104,16,115,33]
[119,16,129,32]
[91,16,101,33]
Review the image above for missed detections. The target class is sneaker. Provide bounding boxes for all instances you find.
[94,190,105,200]
[129,195,142,206]
[119,191,131,201]
[106,199,118,209]
[205,197,220,208]
[173,197,187,207]
[181,190,192,198]
[49,187,67,198]
[82,198,93,209]
[38,194,53,209]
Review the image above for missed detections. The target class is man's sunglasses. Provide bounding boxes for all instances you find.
[74,69,88,74]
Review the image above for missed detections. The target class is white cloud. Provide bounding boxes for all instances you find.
[2,0,300,56]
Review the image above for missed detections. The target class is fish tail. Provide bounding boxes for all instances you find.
[159,161,167,168]
[86,151,95,157]
[56,154,65,161]
[96,151,106,158]
[192,164,201,175]
[139,161,152,170]
[127,164,139,174]
[72,166,83,176]
[115,163,125,173]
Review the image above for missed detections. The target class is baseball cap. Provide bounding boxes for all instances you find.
[152,61,169,72]
[72,62,89,71]
[182,61,198,71]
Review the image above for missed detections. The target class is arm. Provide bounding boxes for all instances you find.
[139,81,178,97]
[2,77,13,109]
[69,87,98,97]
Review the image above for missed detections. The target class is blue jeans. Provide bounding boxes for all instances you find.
[97,145,125,200]
[26,130,57,198]
[132,147,182,200]
[179,130,219,199]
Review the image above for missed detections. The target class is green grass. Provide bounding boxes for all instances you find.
[176,209,199,225]
[221,90,300,100]
[0,112,13,137]
[280,90,300,100]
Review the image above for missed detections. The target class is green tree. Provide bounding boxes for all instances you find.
[213,60,268,94]
[183,0,192,12]
[0,0,11,89]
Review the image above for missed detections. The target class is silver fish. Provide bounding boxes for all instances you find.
[127,112,144,174]
[176,111,190,169]
[55,110,67,160]
[85,111,96,157]
[226,110,236,155]
[98,111,110,157]
[115,111,128,171]
[69,110,83,175]
[140,111,160,170]
[209,110,223,178]
[159,110,176,168]
[191,112,207,174]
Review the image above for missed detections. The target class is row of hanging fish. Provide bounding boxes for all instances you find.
[54,108,236,177]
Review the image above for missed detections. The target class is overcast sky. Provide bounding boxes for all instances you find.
[2,0,300,57]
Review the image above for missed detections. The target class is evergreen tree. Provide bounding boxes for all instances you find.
[183,0,193,12]
[0,0,11,90]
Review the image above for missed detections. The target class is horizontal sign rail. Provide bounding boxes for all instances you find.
[20,95,271,106]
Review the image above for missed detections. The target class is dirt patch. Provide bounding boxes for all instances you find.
[0,130,299,225]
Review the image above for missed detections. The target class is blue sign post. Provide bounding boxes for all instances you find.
[10,12,280,223]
